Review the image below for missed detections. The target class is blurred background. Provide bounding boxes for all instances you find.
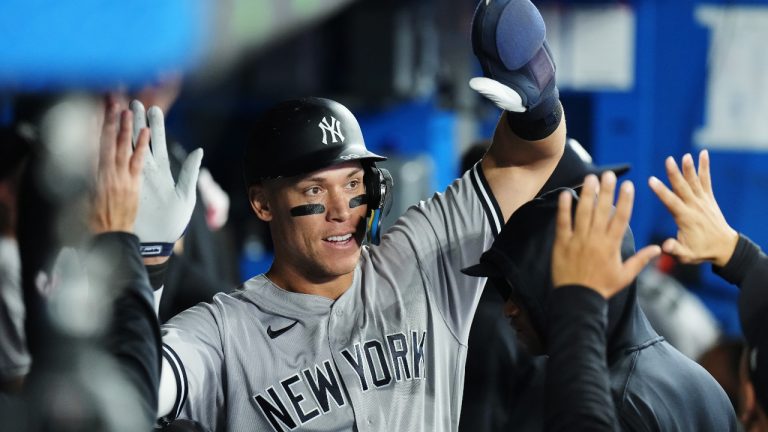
[1,0,767,361]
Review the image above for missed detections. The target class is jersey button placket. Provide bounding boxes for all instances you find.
[332,308,346,345]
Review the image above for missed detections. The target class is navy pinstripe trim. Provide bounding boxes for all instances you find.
[470,163,503,237]
[161,344,188,421]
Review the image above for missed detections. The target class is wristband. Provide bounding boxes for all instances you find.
[140,242,175,257]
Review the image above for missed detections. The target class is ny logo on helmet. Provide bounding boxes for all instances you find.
[318,116,345,145]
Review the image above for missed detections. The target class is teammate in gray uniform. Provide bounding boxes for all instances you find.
[152,1,564,430]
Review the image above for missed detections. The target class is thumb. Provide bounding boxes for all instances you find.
[621,245,662,286]
[469,77,526,113]
[177,148,204,200]
[661,238,694,262]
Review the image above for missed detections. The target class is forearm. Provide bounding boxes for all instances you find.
[142,256,182,420]
[145,258,170,315]
[714,234,768,347]
[482,112,565,220]
[545,285,618,432]
[714,234,768,289]
[87,233,162,424]
[486,110,566,167]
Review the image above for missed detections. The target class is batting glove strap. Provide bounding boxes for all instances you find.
[140,242,175,257]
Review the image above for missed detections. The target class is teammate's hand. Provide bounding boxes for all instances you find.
[469,77,526,113]
[130,100,203,257]
[648,150,738,267]
[89,101,150,234]
[551,173,661,299]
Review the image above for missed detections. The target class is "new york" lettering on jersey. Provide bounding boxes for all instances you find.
[253,330,427,432]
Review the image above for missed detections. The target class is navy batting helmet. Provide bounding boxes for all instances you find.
[243,97,393,244]
[243,97,386,183]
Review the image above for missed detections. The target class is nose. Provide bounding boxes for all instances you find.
[325,190,351,222]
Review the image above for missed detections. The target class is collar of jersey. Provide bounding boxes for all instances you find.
[239,266,361,318]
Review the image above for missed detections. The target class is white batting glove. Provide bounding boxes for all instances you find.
[469,77,526,113]
[130,100,203,257]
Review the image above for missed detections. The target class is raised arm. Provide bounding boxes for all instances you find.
[128,100,203,419]
[87,98,164,426]
[546,173,660,431]
[471,0,567,220]
[649,151,768,418]
[647,150,768,314]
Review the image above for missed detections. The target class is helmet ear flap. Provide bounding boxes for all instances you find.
[363,165,394,245]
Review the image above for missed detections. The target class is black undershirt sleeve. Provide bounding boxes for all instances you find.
[714,234,768,292]
[714,234,768,355]
[146,259,170,291]
[87,232,162,426]
[545,285,619,432]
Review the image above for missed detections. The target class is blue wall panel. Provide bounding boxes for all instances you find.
[588,0,768,336]
[357,98,458,192]
[0,1,210,89]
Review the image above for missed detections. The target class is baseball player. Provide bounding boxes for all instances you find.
[145,0,563,430]
[462,172,738,431]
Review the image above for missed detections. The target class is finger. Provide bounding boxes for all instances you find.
[109,89,129,111]
[555,189,574,246]
[620,245,662,288]
[661,238,692,262]
[130,128,150,177]
[698,149,713,195]
[574,174,598,236]
[681,153,703,196]
[665,156,695,202]
[608,180,634,240]
[592,171,617,231]
[147,106,170,169]
[115,110,133,169]
[177,148,204,199]
[130,100,148,146]
[648,176,686,217]
[98,101,118,170]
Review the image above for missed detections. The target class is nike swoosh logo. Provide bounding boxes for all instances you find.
[267,321,299,339]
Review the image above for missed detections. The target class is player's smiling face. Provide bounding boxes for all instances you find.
[250,161,368,285]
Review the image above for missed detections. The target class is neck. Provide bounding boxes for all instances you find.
[266,261,354,300]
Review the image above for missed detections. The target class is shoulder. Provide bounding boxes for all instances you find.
[618,340,735,426]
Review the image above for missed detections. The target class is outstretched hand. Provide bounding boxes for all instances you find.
[89,101,150,234]
[130,100,203,257]
[552,173,661,299]
[648,150,738,267]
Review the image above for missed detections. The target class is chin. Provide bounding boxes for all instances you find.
[330,255,361,276]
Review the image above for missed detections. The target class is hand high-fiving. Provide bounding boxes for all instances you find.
[552,173,661,299]
[648,150,738,267]
[130,100,203,257]
[89,100,149,234]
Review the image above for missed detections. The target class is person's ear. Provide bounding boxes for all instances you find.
[740,379,757,426]
[248,185,272,222]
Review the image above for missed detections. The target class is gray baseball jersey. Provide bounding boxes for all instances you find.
[161,163,504,431]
